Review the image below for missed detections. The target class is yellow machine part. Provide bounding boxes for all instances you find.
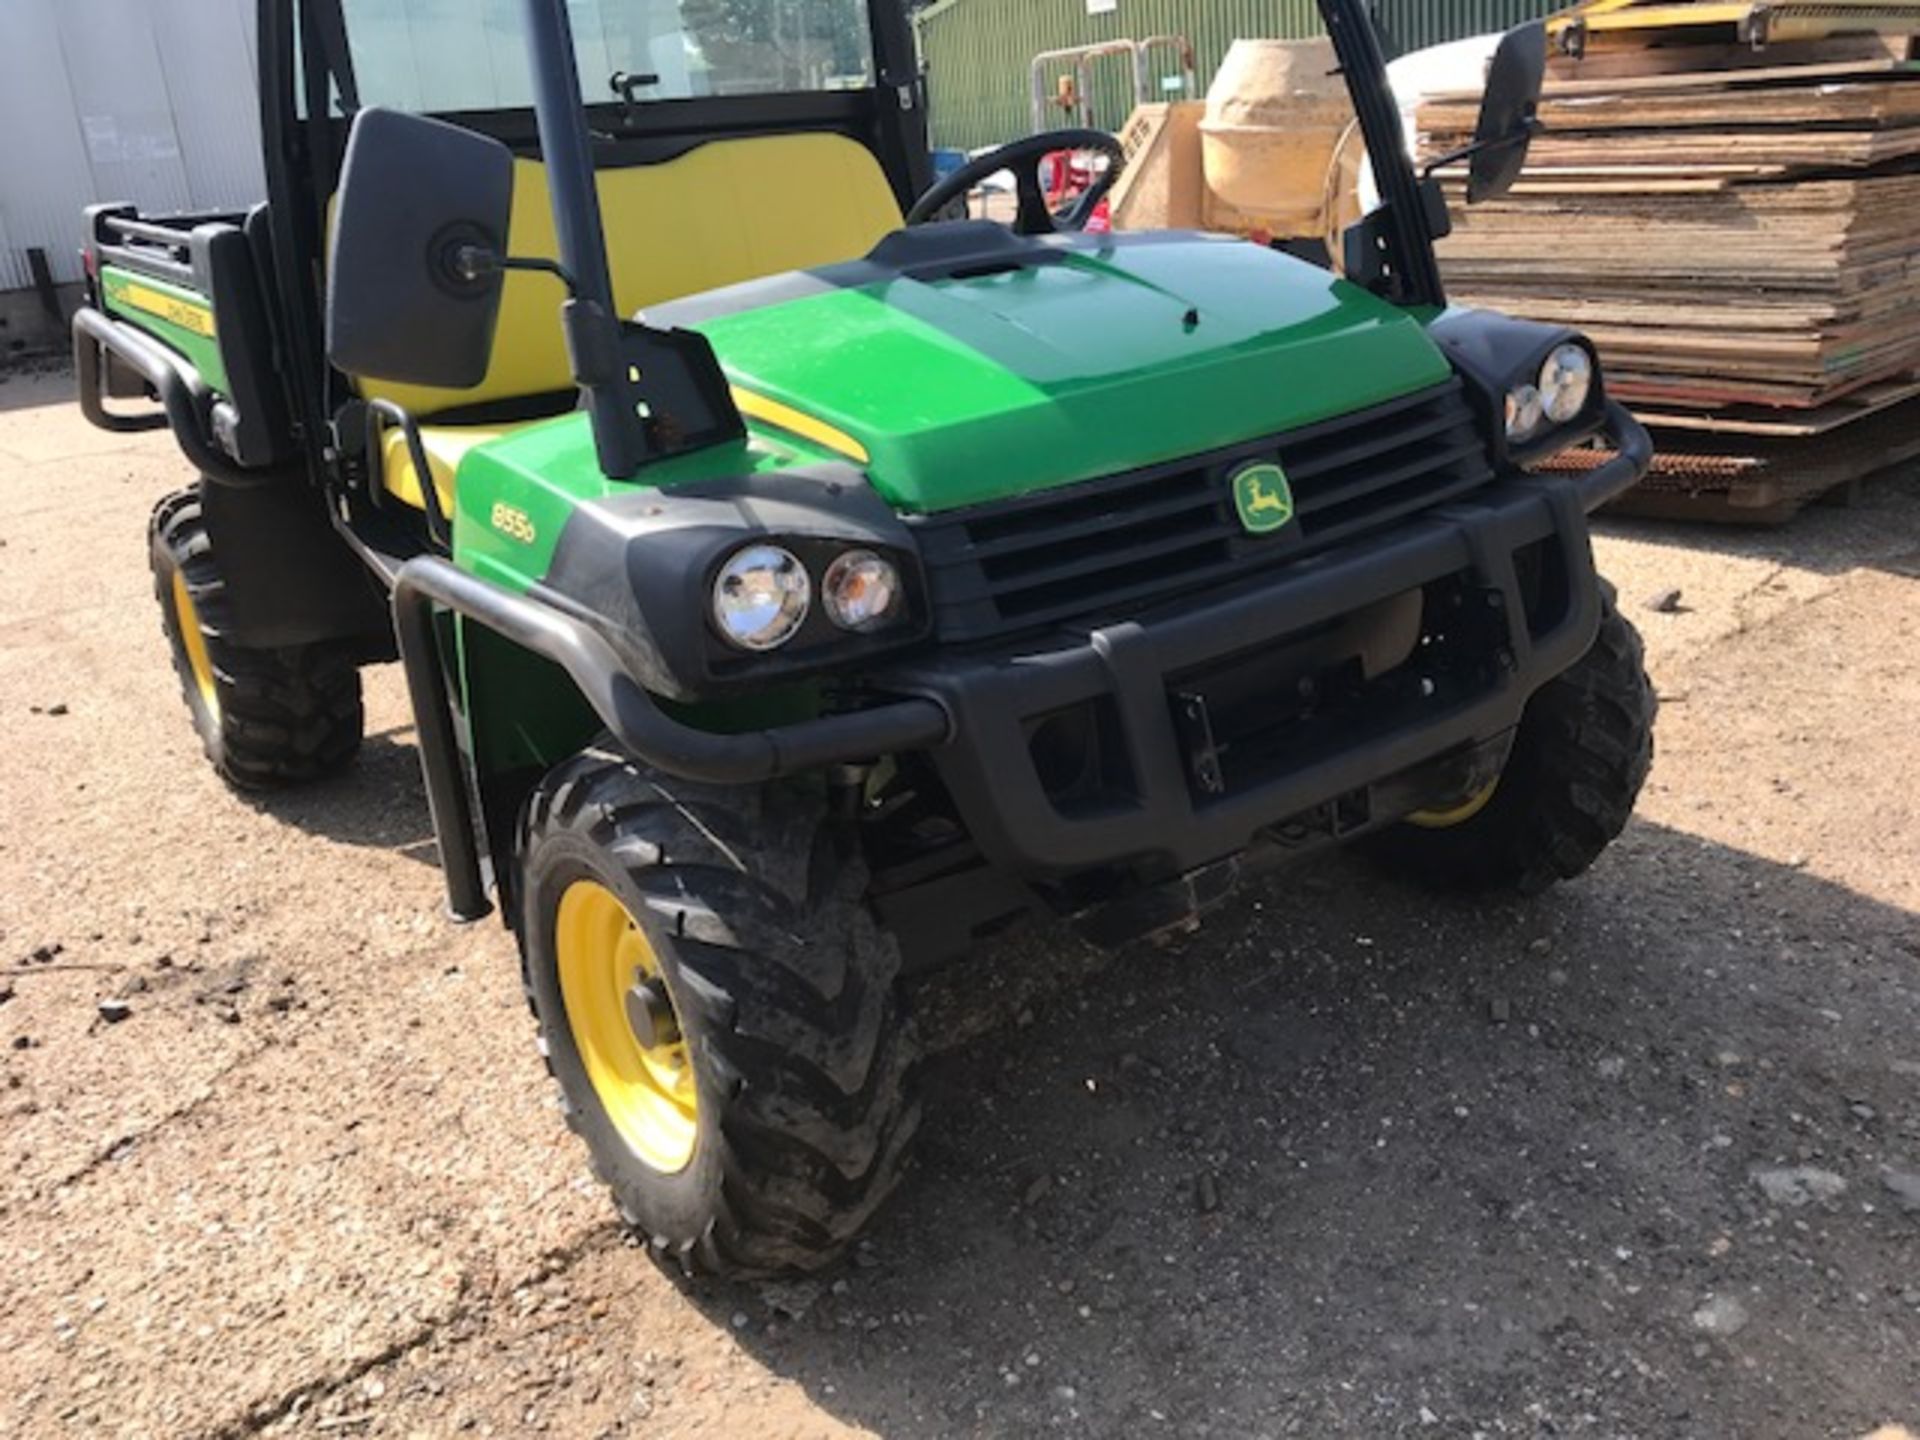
[359,131,904,510]
[554,879,699,1174]
[170,570,219,716]
[1552,0,1920,45]
[382,389,870,518]
[378,424,513,515]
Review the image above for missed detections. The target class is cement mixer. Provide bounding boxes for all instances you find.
[1199,39,1352,236]
[1108,37,1368,258]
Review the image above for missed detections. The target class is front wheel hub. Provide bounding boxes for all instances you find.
[624,979,678,1050]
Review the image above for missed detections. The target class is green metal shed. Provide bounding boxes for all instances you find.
[915,0,1565,151]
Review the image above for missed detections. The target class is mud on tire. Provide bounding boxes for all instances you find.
[515,745,921,1278]
[1370,591,1656,895]
[149,487,363,789]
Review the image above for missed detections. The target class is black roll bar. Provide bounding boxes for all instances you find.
[73,307,270,489]
[1575,401,1655,511]
[391,556,953,920]
[1319,0,1447,308]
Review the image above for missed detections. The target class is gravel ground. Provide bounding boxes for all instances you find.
[2,361,1918,1438]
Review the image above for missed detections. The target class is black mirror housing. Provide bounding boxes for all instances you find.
[1468,22,1547,204]
[327,108,514,389]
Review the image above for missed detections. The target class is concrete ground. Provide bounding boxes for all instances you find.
[1,360,1917,1438]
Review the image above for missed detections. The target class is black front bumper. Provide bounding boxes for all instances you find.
[877,406,1651,876]
[396,405,1649,915]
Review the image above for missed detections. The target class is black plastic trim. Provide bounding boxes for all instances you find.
[73,306,265,489]
[537,461,933,698]
[392,556,951,920]
[1576,401,1654,509]
[908,378,1494,644]
[1428,308,1611,468]
[874,403,1650,878]
[1321,0,1446,306]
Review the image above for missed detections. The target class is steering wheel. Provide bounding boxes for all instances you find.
[906,128,1127,235]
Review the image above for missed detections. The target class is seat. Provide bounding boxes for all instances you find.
[357,131,905,516]
[377,424,513,513]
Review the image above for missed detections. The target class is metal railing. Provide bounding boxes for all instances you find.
[1028,35,1197,134]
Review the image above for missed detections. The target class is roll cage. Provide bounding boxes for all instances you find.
[257,0,931,484]
[253,0,1442,495]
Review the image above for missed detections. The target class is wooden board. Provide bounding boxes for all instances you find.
[1109,103,1209,232]
[1630,373,1920,433]
[1557,1,1920,47]
[1537,394,1920,524]
[1540,35,1910,86]
[1422,75,1920,131]
[1416,29,1920,449]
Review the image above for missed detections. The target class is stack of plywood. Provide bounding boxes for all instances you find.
[1417,10,1920,520]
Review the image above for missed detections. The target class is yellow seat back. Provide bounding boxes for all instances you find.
[363,131,903,417]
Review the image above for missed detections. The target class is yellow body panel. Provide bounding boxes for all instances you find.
[121,281,217,339]
[380,423,513,515]
[362,131,902,511]
[365,132,903,419]
[729,385,871,464]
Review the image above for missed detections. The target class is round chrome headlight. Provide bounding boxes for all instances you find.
[1539,343,1595,425]
[712,544,810,652]
[1505,383,1544,442]
[823,549,902,632]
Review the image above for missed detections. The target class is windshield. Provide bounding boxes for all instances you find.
[335,0,877,113]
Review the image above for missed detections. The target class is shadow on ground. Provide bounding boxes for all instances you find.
[0,358,73,414]
[676,819,1919,1437]
[1593,461,1920,583]
[238,725,440,862]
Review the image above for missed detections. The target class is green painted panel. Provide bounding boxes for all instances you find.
[445,234,1452,556]
[99,266,230,395]
[693,236,1451,511]
[448,413,828,591]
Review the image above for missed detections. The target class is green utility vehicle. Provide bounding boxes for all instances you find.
[74,0,1654,1277]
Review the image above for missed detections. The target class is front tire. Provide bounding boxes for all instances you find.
[515,745,920,1278]
[149,487,363,789]
[1370,591,1655,894]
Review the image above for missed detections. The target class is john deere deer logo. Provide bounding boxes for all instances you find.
[1232,461,1295,536]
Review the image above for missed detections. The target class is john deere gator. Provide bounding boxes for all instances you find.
[72,0,1655,1276]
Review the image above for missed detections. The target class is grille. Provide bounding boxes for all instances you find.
[910,379,1495,644]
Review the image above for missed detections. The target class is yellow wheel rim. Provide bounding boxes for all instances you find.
[1407,780,1499,830]
[170,570,219,718]
[555,879,699,1173]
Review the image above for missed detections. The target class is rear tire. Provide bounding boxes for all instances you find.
[149,487,363,789]
[515,745,921,1278]
[1369,591,1655,895]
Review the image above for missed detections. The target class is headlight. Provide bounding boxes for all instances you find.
[712,544,810,651]
[1504,383,1544,442]
[823,549,902,632]
[1539,343,1595,424]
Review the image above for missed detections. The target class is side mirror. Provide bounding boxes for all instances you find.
[327,108,514,388]
[1467,22,1547,203]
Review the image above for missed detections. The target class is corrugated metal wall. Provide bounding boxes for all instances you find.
[917,0,1562,151]
[0,0,263,291]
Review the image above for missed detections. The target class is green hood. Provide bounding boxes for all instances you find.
[691,235,1454,513]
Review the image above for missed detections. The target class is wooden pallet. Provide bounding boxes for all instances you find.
[1419,37,1920,417]
[1536,394,1920,521]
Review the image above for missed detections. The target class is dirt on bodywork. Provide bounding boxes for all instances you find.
[1,363,1917,1438]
